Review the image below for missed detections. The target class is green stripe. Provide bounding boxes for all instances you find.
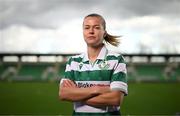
[66,57,72,65]
[111,72,127,83]
[106,55,125,63]
[66,56,83,65]
[65,71,127,82]
[106,55,118,60]
[72,57,83,63]
[64,71,74,81]
[72,70,113,81]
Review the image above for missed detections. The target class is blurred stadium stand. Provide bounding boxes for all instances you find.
[0,53,180,82]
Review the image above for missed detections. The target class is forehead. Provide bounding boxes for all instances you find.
[83,16,103,25]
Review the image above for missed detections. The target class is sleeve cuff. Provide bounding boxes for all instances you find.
[110,81,128,95]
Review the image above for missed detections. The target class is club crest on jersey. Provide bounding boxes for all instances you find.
[98,61,110,70]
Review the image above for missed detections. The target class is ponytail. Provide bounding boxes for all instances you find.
[104,33,121,47]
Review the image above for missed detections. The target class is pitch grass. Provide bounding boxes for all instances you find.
[0,82,180,115]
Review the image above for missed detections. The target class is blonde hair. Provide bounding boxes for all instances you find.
[84,13,121,47]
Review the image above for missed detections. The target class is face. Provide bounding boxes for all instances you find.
[83,16,106,47]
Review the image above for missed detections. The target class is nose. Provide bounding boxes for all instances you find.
[89,28,94,34]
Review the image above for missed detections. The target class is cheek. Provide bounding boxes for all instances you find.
[83,30,88,35]
[83,32,88,41]
[83,31,86,37]
[98,31,105,38]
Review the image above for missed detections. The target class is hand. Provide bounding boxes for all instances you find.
[90,85,110,95]
[62,79,77,88]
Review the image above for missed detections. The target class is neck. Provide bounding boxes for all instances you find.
[87,44,104,62]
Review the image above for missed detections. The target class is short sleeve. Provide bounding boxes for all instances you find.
[59,57,74,85]
[110,55,128,95]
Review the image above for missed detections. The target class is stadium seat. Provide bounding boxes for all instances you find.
[135,63,165,82]
[0,63,18,81]
[18,63,52,81]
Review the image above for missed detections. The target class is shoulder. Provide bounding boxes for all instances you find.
[67,53,83,63]
[107,50,126,63]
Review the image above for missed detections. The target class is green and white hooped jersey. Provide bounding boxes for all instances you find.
[60,46,128,113]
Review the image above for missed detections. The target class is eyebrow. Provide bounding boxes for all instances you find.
[84,24,101,27]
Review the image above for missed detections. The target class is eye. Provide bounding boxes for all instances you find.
[84,26,90,29]
[95,26,100,29]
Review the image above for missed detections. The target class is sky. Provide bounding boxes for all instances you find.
[0,0,180,54]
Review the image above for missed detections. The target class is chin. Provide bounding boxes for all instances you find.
[86,41,96,45]
[87,43,103,47]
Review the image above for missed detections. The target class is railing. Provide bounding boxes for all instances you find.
[0,53,180,63]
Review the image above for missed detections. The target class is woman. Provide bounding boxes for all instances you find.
[59,13,128,116]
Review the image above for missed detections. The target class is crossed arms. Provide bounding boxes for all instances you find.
[59,79,124,107]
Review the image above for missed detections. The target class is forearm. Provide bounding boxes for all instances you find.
[85,91,124,107]
[59,87,98,101]
[59,79,111,102]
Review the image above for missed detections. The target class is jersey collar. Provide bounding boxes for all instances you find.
[83,45,108,62]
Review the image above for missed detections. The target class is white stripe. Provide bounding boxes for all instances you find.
[65,64,71,72]
[75,81,110,85]
[74,103,107,113]
[108,60,118,69]
[70,61,79,71]
[68,60,119,72]
[80,64,92,71]
[80,63,107,71]
[74,102,119,113]
[110,81,128,95]
[76,81,110,89]
[114,63,127,74]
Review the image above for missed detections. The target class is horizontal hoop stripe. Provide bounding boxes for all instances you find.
[114,63,127,74]
[74,102,119,113]
[66,60,121,72]
[110,81,128,95]
[74,103,107,113]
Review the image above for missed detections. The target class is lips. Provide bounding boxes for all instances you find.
[87,36,95,39]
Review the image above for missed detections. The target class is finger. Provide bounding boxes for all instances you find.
[63,80,72,87]
[61,81,68,87]
[66,80,77,87]
[60,80,66,87]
